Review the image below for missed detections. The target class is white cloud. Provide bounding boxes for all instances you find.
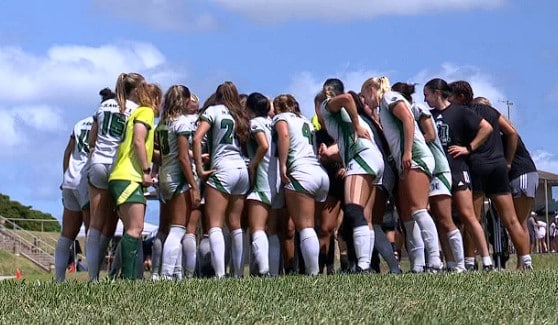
[91,0,220,32]
[532,150,558,174]
[411,63,507,114]
[0,43,170,106]
[210,0,506,23]
[287,68,382,118]
[0,105,66,155]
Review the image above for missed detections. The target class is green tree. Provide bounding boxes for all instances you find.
[0,194,60,232]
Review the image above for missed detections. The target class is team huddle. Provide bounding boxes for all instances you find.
[54,72,538,282]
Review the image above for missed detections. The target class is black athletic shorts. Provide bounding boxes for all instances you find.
[470,162,511,196]
[451,169,472,193]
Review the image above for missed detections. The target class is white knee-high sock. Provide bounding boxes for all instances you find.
[404,220,425,273]
[299,228,320,275]
[252,230,270,274]
[353,225,371,270]
[447,229,465,270]
[54,236,73,282]
[174,247,183,279]
[182,233,197,277]
[268,234,281,276]
[208,227,226,278]
[161,226,186,277]
[373,225,400,273]
[231,229,244,278]
[86,228,102,281]
[412,209,441,269]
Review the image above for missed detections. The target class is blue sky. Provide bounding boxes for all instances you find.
[0,0,556,225]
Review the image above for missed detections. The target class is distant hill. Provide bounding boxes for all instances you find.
[0,194,60,232]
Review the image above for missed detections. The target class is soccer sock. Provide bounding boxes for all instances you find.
[412,209,442,269]
[299,227,320,275]
[268,234,281,276]
[182,233,197,277]
[161,226,186,277]
[404,220,425,273]
[353,225,371,270]
[482,255,493,267]
[447,229,465,270]
[174,248,183,280]
[54,236,73,282]
[86,227,102,281]
[120,232,140,280]
[373,225,400,273]
[208,227,226,278]
[231,228,244,277]
[520,254,532,267]
[251,230,270,275]
[151,235,163,276]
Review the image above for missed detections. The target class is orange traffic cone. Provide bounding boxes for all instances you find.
[15,268,22,280]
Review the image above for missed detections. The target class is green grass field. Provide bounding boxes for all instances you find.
[1,254,558,323]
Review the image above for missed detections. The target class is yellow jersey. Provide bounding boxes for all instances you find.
[109,106,155,182]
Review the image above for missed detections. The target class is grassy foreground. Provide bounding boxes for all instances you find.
[2,258,558,323]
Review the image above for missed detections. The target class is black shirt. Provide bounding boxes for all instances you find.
[467,104,507,169]
[504,136,537,179]
[430,104,482,173]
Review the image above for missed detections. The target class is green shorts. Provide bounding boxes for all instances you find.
[108,180,146,207]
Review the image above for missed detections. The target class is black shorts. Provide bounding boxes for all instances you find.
[470,162,511,196]
[324,163,344,200]
[451,169,472,193]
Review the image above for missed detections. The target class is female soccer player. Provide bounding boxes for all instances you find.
[87,73,144,281]
[155,85,201,280]
[244,92,277,276]
[54,112,94,282]
[361,76,442,272]
[449,81,532,269]
[273,94,329,275]
[320,78,384,272]
[193,81,250,278]
[423,78,494,271]
[108,82,162,279]
[393,82,465,272]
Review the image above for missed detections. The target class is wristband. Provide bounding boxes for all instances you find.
[466,144,473,153]
[143,167,151,174]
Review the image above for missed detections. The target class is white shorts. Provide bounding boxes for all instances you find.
[412,154,435,178]
[206,167,250,196]
[159,172,190,202]
[345,149,384,185]
[88,163,113,190]
[62,187,89,211]
[285,165,329,203]
[537,228,546,240]
[429,171,452,197]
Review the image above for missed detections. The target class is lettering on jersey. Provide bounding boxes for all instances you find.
[435,119,450,147]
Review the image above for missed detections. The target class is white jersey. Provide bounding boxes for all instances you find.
[320,99,383,168]
[199,104,246,170]
[272,112,321,172]
[410,103,451,175]
[62,116,93,189]
[247,116,277,200]
[379,91,434,175]
[90,99,138,164]
[156,114,196,183]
